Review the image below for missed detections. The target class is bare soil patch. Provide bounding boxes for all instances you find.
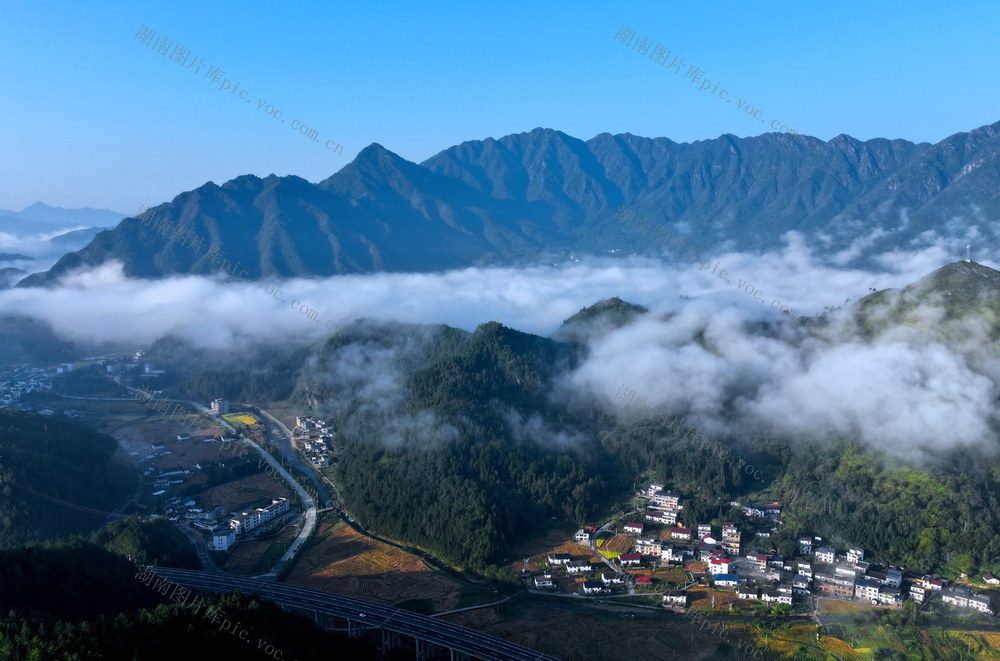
[286,521,463,612]
[199,472,291,513]
[444,605,725,661]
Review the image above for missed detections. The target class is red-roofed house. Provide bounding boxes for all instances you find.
[620,553,641,566]
[624,522,644,534]
[671,527,692,541]
[637,576,653,584]
[709,558,732,575]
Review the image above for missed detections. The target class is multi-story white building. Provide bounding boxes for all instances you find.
[847,547,865,565]
[709,558,732,575]
[815,546,835,564]
[230,498,290,535]
[636,538,662,556]
[855,578,880,602]
[210,398,229,415]
[650,491,681,509]
[969,595,994,614]
[212,530,236,552]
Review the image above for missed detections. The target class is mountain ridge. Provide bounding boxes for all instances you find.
[18,121,1000,287]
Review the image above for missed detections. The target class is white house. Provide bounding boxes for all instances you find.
[855,578,880,602]
[942,586,972,608]
[762,589,792,605]
[624,522,644,535]
[814,546,835,564]
[582,580,604,595]
[212,530,236,552]
[714,574,739,588]
[709,558,732,575]
[601,572,624,585]
[547,553,572,565]
[969,595,994,614]
[663,590,688,606]
[636,538,662,556]
[792,575,811,595]
[567,561,593,574]
[847,547,865,564]
[620,553,641,566]
[533,574,555,589]
[651,491,680,509]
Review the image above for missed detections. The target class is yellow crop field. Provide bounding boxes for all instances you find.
[821,636,862,661]
[601,534,633,554]
[223,413,257,425]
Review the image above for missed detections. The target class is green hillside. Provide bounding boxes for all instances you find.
[0,410,136,546]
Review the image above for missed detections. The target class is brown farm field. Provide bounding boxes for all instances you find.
[444,606,760,661]
[601,534,633,554]
[221,523,296,575]
[286,520,467,612]
[199,472,292,512]
[537,541,601,565]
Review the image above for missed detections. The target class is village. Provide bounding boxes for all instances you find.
[525,483,998,619]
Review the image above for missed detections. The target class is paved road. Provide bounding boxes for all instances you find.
[151,568,561,661]
[247,405,333,507]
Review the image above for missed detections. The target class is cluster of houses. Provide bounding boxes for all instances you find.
[0,362,56,407]
[537,552,631,596]
[160,496,294,552]
[562,484,997,617]
[295,416,333,468]
[715,536,994,615]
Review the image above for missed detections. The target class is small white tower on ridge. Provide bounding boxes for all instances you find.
[966,244,972,263]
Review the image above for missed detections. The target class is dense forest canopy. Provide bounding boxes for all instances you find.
[90,516,200,570]
[0,538,394,660]
[0,410,134,547]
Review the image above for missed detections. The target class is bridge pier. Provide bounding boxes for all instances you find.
[415,638,433,661]
[347,618,364,639]
[382,629,401,654]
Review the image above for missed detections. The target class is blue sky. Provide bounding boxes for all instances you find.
[3,0,999,212]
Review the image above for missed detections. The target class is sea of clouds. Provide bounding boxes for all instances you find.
[1,229,996,461]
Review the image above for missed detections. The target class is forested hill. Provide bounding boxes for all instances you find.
[307,316,765,568]
[0,538,392,659]
[304,292,1000,578]
[0,410,135,546]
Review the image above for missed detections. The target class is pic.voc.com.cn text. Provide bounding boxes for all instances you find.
[613,25,823,154]
[134,25,344,156]
[135,205,345,335]
[613,205,801,321]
